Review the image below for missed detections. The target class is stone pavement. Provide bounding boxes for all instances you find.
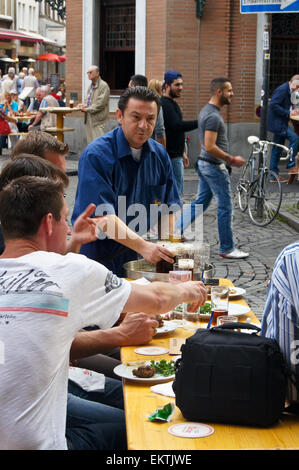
[1,148,299,321]
[182,167,299,321]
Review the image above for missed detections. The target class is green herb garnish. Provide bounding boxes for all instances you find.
[150,359,175,377]
[199,302,212,314]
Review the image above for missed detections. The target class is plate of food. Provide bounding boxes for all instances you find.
[113,360,176,383]
[173,301,250,319]
[228,287,246,298]
[155,319,179,336]
[206,286,246,298]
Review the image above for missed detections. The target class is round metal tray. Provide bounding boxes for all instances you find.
[123,259,214,282]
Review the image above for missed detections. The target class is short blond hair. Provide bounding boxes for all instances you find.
[148,79,162,97]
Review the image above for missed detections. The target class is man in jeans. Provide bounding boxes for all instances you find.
[161,70,198,195]
[177,77,249,259]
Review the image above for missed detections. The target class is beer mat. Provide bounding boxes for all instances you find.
[169,337,185,355]
[168,423,215,439]
[134,346,169,356]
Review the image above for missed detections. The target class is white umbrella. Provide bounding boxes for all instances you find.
[0,58,16,62]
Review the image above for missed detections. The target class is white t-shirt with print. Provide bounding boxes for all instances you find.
[0,251,131,450]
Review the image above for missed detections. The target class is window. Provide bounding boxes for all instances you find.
[270,13,299,95]
[100,1,135,92]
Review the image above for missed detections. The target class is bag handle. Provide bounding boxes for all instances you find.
[211,322,261,332]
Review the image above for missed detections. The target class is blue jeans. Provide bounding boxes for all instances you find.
[176,160,234,254]
[270,127,299,173]
[66,377,126,450]
[171,157,184,195]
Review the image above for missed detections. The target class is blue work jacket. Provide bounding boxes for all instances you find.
[72,126,180,276]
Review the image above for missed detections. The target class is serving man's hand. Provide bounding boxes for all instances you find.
[140,241,175,265]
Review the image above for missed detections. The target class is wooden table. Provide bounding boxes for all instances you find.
[39,107,77,143]
[121,279,299,450]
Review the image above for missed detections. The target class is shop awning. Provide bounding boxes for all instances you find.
[0,29,44,43]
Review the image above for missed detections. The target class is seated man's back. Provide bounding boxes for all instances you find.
[261,241,299,403]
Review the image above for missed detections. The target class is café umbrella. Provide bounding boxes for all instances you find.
[36,53,64,74]
[36,53,62,62]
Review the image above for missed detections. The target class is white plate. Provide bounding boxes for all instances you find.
[199,301,250,318]
[207,287,246,298]
[113,361,175,383]
[155,321,179,336]
[228,287,246,298]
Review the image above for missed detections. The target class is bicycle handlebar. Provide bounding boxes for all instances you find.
[249,136,293,161]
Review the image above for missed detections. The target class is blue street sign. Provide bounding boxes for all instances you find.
[241,0,299,13]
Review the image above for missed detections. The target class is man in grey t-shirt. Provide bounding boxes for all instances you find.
[177,77,249,259]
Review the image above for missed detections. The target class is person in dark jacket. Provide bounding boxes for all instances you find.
[161,70,198,195]
[268,75,299,180]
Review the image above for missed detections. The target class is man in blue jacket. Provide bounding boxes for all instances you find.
[72,86,181,277]
[268,75,299,180]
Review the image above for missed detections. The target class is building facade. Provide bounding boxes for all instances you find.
[0,0,65,84]
[65,0,299,159]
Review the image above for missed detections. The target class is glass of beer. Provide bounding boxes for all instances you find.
[169,267,192,321]
[208,286,229,328]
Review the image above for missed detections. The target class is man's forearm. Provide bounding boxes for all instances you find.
[70,328,125,360]
[30,111,42,127]
[100,213,148,254]
[206,143,233,164]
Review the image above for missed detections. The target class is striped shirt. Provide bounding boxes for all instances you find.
[261,241,299,402]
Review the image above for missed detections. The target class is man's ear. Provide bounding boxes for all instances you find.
[115,108,123,125]
[42,213,53,237]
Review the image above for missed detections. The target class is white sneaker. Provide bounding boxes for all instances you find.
[219,248,249,259]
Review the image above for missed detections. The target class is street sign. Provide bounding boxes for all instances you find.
[240,0,299,13]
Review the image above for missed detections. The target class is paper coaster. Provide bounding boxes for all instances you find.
[134,346,169,356]
[168,422,214,439]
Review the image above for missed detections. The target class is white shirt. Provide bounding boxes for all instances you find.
[0,251,131,450]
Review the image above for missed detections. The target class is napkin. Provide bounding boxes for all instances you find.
[150,381,175,398]
[68,366,105,392]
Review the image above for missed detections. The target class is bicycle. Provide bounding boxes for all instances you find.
[236,136,293,226]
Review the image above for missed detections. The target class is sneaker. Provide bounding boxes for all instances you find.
[219,248,249,259]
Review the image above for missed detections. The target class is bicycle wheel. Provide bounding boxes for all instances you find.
[248,170,282,226]
[237,162,252,212]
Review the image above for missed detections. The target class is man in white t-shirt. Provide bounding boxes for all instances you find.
[0,175,206,450]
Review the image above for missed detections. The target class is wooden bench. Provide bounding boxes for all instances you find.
[8,133,27,137]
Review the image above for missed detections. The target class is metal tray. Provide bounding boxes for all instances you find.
[123,259,214,282]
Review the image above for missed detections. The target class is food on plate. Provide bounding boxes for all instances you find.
[150,359,175,377]
[199,302,212,314]
[229,288,237,295]
[156,314,164,328]
[132,365,156,378]
[126,361,147,367]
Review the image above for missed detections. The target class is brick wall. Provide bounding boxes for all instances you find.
[65,0,257,124]
[199,0,257,123]
[65,0,83,104]
[145,0,167,81]
[146,0,200,120]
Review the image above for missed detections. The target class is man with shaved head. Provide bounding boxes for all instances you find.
[78,65,110,144]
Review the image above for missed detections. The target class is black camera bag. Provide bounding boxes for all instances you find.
[172,323,288,427]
